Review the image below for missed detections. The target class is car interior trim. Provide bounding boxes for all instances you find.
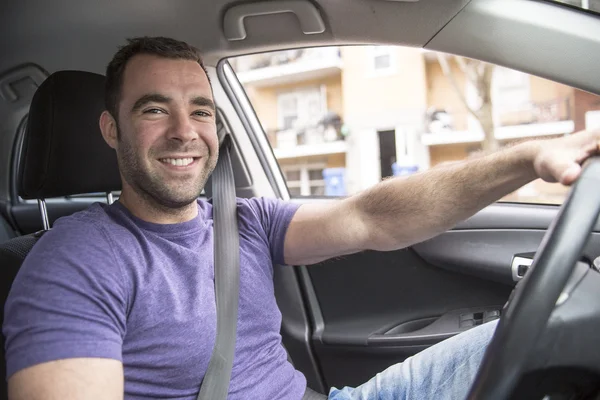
[426,0,600,96]
[218,60,289,200]
[223,0,326,41]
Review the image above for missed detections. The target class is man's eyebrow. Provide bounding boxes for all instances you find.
[131,93,172,112]
[191,96,216,111]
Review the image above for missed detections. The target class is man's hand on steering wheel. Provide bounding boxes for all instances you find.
[533,129,600,185]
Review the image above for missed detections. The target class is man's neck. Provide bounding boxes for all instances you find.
[117,188,199,225]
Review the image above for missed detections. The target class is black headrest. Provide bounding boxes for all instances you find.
[19,71,121,199]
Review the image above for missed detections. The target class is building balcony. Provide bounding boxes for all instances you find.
[422,98,574,146]
[268,123,347,160]
[274,140,348,159]
[236,47,342,87]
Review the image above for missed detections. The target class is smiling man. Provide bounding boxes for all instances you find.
[4,37,600,400]
[102,50,219,222]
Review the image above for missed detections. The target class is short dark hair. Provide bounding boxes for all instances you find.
[105,36,210,119]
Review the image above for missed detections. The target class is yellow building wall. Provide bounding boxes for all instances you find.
[245,86,277,132]
[341,46,428,120]
[428,143,479,166]
[529,76,573,104]
[244,75,343,134]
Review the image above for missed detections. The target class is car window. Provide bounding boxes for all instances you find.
[229,46,600,204]
[550,0,600,14]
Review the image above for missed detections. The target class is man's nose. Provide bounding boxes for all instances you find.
[169,112,197,143]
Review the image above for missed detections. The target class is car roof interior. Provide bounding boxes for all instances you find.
[2,0,600,88]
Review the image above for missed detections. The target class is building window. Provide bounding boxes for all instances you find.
[374,53,391,70]
[277,88,326,131]
[492,67,531,126]
[493,67,530,109]
[283,164,326,196]
[278,95,298,130]
[586,110,600,130]
[368,46,396,76]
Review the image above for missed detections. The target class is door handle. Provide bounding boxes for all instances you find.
[511,252,535,282]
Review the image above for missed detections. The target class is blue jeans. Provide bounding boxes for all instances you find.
[327,320,497,400]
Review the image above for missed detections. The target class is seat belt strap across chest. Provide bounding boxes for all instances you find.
[197,134,240,400]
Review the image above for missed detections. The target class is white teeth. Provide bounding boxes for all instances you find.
[161,158,194,166]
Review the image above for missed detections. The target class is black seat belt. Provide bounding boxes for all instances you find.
[197,133,240,400]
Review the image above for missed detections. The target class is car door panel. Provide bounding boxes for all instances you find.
[275,200,600,391]
[308,249,508,346]
[414,230,600,285]
[303,248,510,389]
[276,233,511,390]
[413,229,549,284]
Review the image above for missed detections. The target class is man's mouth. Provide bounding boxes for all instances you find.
[158,157,202,168]
[160,157,196,167]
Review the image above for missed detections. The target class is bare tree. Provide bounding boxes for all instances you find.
[436,54,498,153]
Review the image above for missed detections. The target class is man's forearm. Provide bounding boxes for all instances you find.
[352,140,540,251]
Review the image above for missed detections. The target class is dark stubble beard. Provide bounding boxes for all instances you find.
[117,128,218,212]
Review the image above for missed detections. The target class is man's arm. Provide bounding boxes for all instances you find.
[8,359,123,400]
[4,220,128,400]
[284,130,600,266]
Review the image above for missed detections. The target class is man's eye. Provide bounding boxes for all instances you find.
[144,108,164,114]
[194,110,211,117]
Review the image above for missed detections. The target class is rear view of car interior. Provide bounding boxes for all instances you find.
[2,0,600,399]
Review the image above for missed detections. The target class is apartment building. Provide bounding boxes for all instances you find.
[232,45,600,201]
[234,47,345,196]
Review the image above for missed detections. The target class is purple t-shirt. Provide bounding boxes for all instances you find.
[4,197,306,399]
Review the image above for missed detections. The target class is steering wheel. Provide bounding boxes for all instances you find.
[466,157,600,399]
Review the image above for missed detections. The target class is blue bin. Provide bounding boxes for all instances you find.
[392,162,418,177]
[322,168,346,196]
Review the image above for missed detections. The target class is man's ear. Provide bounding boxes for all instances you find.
[99,111,118,149]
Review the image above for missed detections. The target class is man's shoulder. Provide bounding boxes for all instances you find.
[17,202,130,291]
[51,202,115,234]
[201,196,287,219]
[227,197,300,238]
[233,196,296,216]
[30,202,121,257]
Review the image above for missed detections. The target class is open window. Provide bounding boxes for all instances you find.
[229,45,600,204]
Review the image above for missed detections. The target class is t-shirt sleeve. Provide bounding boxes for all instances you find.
[3,217,129,378]
[243,197,300,265]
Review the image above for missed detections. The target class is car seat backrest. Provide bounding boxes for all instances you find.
[0,215,16,245]
[0,231,46,396]
[0,70,120,400]
[19,71,121,199]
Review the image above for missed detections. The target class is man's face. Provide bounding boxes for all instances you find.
[113,54,218,210]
